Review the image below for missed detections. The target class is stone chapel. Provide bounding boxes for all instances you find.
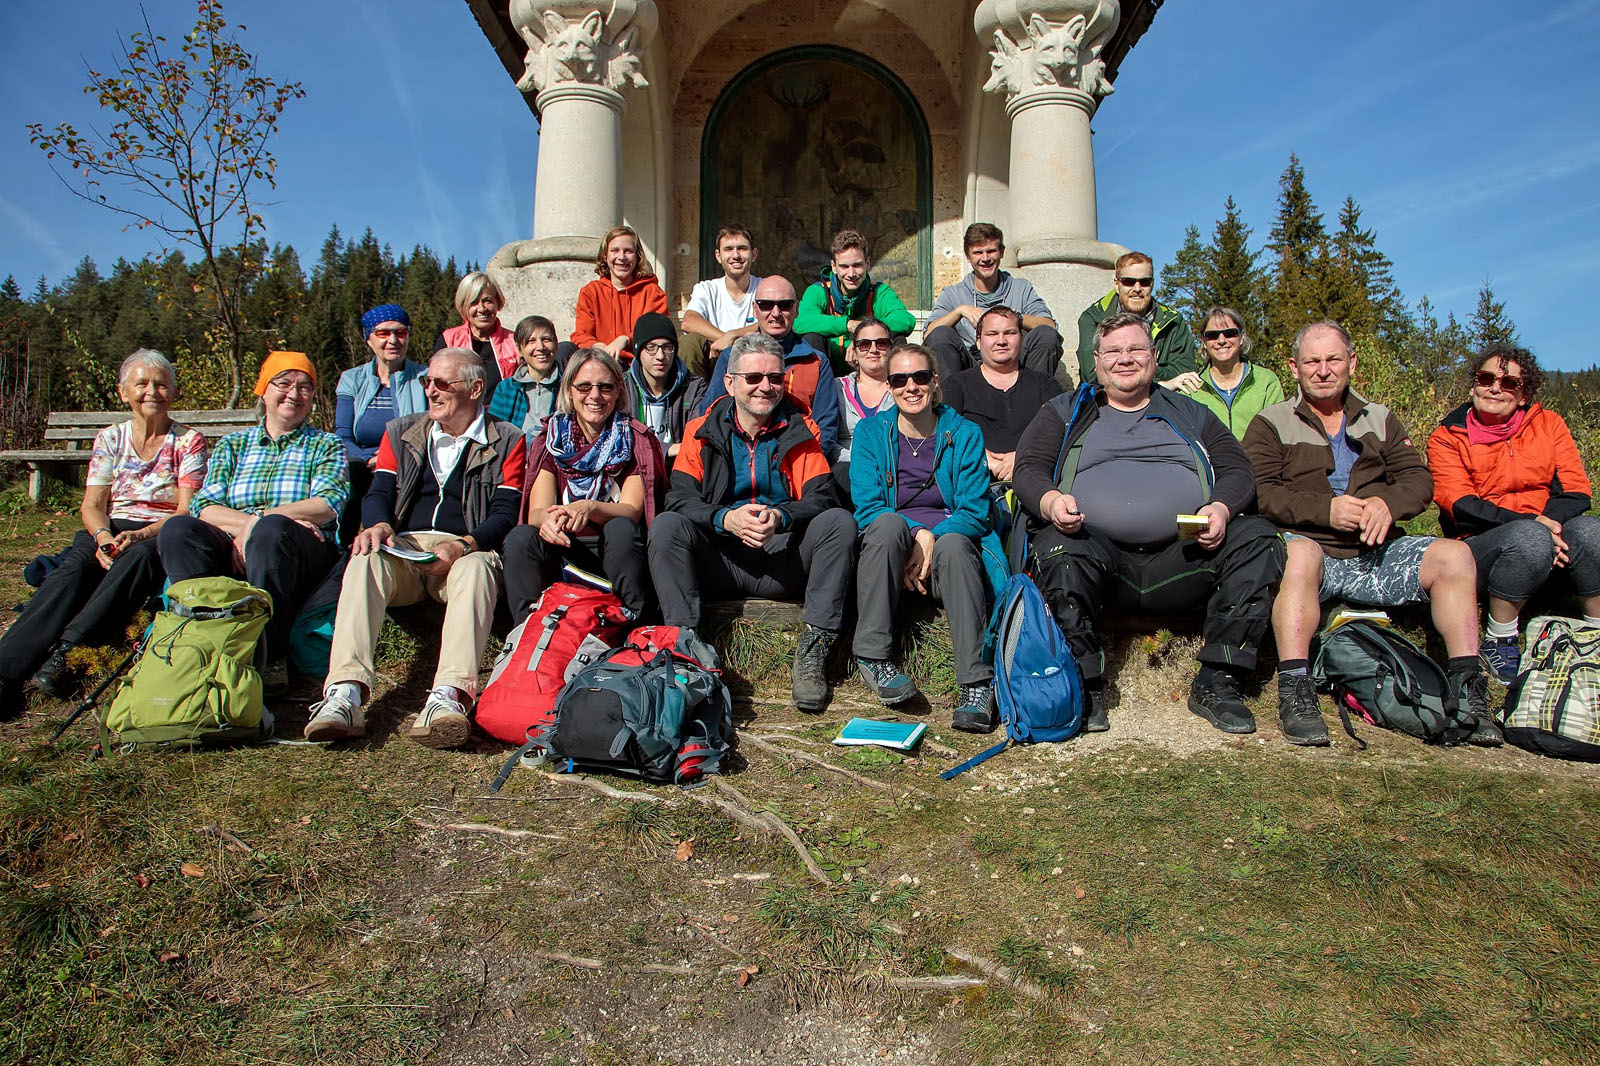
[464,0,1164,337]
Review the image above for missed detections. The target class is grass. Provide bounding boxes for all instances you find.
[3,500,1600,1064]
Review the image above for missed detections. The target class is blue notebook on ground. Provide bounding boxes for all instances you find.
[833,718,926,751]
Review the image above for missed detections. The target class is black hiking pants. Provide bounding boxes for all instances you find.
[1031,515,1284,681]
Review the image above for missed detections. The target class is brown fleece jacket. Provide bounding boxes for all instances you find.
[1241,389,1432,559]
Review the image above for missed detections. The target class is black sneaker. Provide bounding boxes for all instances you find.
[791,623,837,713]
[1277,673,1330,746]
[1188,671,1257,734]
[856,657,918,705]
[1449,667,1504,747]
[1082,684,1109,732]
[31,644,72,698]
[951,682,996,734]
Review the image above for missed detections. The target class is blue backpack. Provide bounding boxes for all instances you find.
[942,573,1083,779]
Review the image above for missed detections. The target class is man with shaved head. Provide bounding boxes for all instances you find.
[699,275,841,458]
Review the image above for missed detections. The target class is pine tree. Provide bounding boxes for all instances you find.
[1468,283,1519,351]
[1159,225,1209,329]
[1265,153,1328,354]
[1207,196,1264,328]
[1330,197,1406,345]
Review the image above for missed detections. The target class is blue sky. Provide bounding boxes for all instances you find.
[3,1,1599,368]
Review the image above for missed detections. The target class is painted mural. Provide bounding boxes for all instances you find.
[704,49,929,306]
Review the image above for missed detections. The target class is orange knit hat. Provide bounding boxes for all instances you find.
[253,351,317,396]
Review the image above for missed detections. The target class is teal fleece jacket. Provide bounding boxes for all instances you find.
[849,403,1010,606]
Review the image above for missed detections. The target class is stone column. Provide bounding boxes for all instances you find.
[489,0,659,338]
[975,0,1128,381]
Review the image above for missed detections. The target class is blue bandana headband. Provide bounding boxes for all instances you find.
[362,303,411,337]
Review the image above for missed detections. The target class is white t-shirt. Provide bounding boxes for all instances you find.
[686,275,764,332]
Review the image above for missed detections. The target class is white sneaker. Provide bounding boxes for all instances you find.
[304,691,365,742]
[408,688,470,750]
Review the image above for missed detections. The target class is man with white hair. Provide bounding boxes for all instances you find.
[304,348,527,749]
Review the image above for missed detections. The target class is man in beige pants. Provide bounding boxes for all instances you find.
[304,348,528,748]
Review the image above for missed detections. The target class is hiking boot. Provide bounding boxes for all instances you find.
[31,644,73,698]
[1188,670,1257,734]
[1479,635,1520,683]
[791,624,837,713]
[951,682,997,734]
[1449,666,1504,747]
[262,658,290,695]
[304,691,366,743]
[1277,673,1330,746]
[856,657,918,705]
[409,689,471,750]
[1082,684,1109,733]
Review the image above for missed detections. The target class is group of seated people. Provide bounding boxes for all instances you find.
[2,221,1593,761]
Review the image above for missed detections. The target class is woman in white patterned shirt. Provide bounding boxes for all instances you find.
[0,350,207,714]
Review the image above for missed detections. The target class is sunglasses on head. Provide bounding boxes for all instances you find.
[1475,371,1523,392]
[754,299,796,312]
[888,369,934,388]
[733,371,786,387]
[1117,276,1154,288]
[1202,327,1241,341]
[570,381,618,395]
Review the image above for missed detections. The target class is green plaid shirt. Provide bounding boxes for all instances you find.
[191,422,349,539]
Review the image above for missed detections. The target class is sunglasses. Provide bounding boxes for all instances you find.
[1202,327,1241,341]
[855,337,893,351]
[1475,371,1524,392]
[888,369,934,388]
[755,299,797,312]
[1117,276,1154,288]
[570,381,619,396]
[420,376,465,391]
[732,371,786,387]
[370,327,410,340]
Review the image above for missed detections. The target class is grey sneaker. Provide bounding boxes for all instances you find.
[951,682,997,734]
[409,689,471,749]
[1449,667,1504,747]
[791,624,837,713]
[1277,673,1330,746]
[304,691,366,742]
[856,658,917,705]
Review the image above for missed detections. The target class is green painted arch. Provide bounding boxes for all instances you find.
[699,45,934,309]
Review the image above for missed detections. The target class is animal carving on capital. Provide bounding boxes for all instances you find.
[983,3,1117,99]
[514,8,648,94]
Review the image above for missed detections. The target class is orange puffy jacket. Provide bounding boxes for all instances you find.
[1426,401,1592,537]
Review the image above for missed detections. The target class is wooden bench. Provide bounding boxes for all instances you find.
[0,409,258,501]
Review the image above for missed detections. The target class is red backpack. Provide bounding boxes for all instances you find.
[476,583,631,745]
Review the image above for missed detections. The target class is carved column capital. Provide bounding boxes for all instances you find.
[974,0,1121,102]
[508,0,659,96]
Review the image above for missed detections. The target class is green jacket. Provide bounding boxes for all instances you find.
[795,269,916,369]
[1188,362,1286,440]
[1074,291,1198,385]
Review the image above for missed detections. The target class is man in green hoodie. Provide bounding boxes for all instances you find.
[1074,251,1198,389]
[795,229,916,374]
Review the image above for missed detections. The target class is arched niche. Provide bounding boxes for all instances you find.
[699,46,933,309]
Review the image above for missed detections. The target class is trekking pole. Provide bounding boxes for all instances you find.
[49,645,138,744]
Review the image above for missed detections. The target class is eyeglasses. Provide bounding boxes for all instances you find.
[1475,371,1524,392]
[269,378,314,396]
[888,369,934,388]
[370,327,410,340]
[755,299,797,312]
[1202,327,1241,341]
[1096,346,1152,360]
[420,376,465,392]
[855,337,893,351]
[1117,276,1154,288]
[638,341,676,356]
[732,371,786,387]
[570,381,619,396]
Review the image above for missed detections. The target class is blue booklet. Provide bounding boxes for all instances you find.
[833,717,926,751]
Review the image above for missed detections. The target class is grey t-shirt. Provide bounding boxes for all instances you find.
[1071,406,1206,546]
[929,270,1053,347]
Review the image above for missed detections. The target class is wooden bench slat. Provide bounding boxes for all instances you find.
[44,424,254,442]
[44,409,256,427]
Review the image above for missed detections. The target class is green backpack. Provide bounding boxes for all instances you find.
[1311,619,1475,747]
[102,577,274,749]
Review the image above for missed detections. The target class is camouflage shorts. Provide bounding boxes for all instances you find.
[1287,533,1434,606]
